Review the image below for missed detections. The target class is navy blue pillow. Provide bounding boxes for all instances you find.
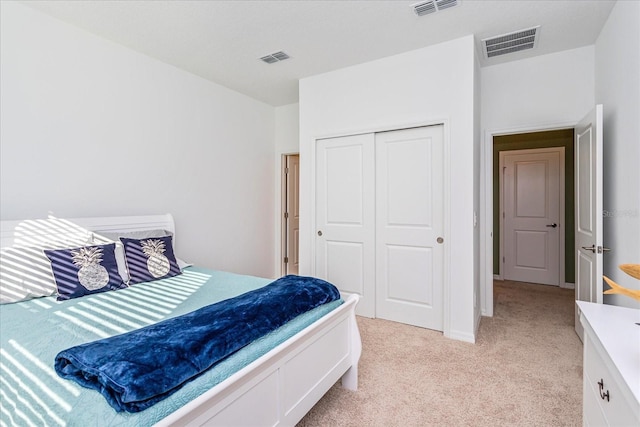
[121,236,181,285]
[44,243,127,301]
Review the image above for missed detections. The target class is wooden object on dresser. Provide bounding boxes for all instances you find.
[577,301,640,426]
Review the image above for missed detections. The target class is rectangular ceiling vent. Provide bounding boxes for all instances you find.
[260,51,290,64]
[483,26,541,59]
[412,0,459,17]
[435,0,458,11]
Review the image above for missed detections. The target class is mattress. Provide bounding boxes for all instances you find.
[0,266,343,426]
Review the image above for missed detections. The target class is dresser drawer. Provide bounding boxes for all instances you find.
[583,375,608,426]
[584,335,639,426]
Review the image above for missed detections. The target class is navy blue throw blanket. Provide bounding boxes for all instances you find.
[54,275,340,413]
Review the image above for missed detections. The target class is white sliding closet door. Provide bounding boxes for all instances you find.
[375,126,444,330]
[315,125,445,329]
[315,134,376,317]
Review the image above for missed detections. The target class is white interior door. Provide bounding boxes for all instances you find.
[285,154,300,275]
[575,104,604,340]
[375,126,444,331]
[315,134,375,317]
[502,148,563,286]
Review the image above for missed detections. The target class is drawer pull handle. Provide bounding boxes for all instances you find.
[597,379,610,402]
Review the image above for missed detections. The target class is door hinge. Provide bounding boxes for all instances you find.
[285,167,289,174]
[284,212,289,219]
[284,257,289,263]
[503,256,505,263]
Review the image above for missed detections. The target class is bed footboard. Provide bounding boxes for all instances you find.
[157,294,361,426]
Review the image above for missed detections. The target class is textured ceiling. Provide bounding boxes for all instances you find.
[21,0,616,106]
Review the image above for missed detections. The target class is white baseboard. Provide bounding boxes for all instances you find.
[561,282,575,290]
[493,274,503,281]
[445,329,476,344]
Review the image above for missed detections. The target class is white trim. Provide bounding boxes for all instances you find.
[280,154,288,277]
[480,121,577,318]
[561,282,575,290]
[481,133,495,316]
[447,329,476,344]
[441,119,452,339]
[310,116,450,143]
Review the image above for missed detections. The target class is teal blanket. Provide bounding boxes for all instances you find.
[54,275,340,413]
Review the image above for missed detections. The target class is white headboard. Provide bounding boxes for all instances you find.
[0,214,175,249]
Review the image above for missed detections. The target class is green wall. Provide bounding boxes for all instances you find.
[493,129,575,283]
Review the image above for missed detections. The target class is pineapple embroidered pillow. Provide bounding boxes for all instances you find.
[120,236,181,285]
[44,243,127,301]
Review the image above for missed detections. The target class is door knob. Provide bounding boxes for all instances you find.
[317,230,323,236]
[546,223,558,228]
[582,245,612,254]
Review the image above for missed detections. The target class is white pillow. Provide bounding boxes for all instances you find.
[1,226,98,304]
[0,246,58,303]
[98,229,174,241]
[177,258,192,270]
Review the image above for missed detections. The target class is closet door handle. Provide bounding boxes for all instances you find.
[546,223,557,228]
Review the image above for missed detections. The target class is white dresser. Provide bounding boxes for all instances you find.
[578,301,640,426]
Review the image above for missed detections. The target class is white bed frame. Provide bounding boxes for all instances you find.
[0,214,362,426]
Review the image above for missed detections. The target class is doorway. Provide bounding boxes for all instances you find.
[499,147,564,286]
[282,154,299,275]
[493,129,575,288]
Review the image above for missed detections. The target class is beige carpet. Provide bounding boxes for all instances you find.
[297,280,583,427]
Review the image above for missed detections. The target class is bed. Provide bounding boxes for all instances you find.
[0,214,361,426]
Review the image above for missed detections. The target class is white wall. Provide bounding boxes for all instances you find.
[482,46,595,132]
[275,103,300,154]
[595,0,640,309]
[273,103,300,275]
[0,2,276,278]
[300,36,478,342]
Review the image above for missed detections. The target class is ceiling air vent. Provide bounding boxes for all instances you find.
[260,51,290,64]
[482,26,541,59]
[435,0,458,11]
[412,0,459,17]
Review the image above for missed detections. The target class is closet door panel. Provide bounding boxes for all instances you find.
[375,125,444,331]
[325,241,364,296]
[384,245,433,304]
[316,134,375,317]
[384,138,433,227]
